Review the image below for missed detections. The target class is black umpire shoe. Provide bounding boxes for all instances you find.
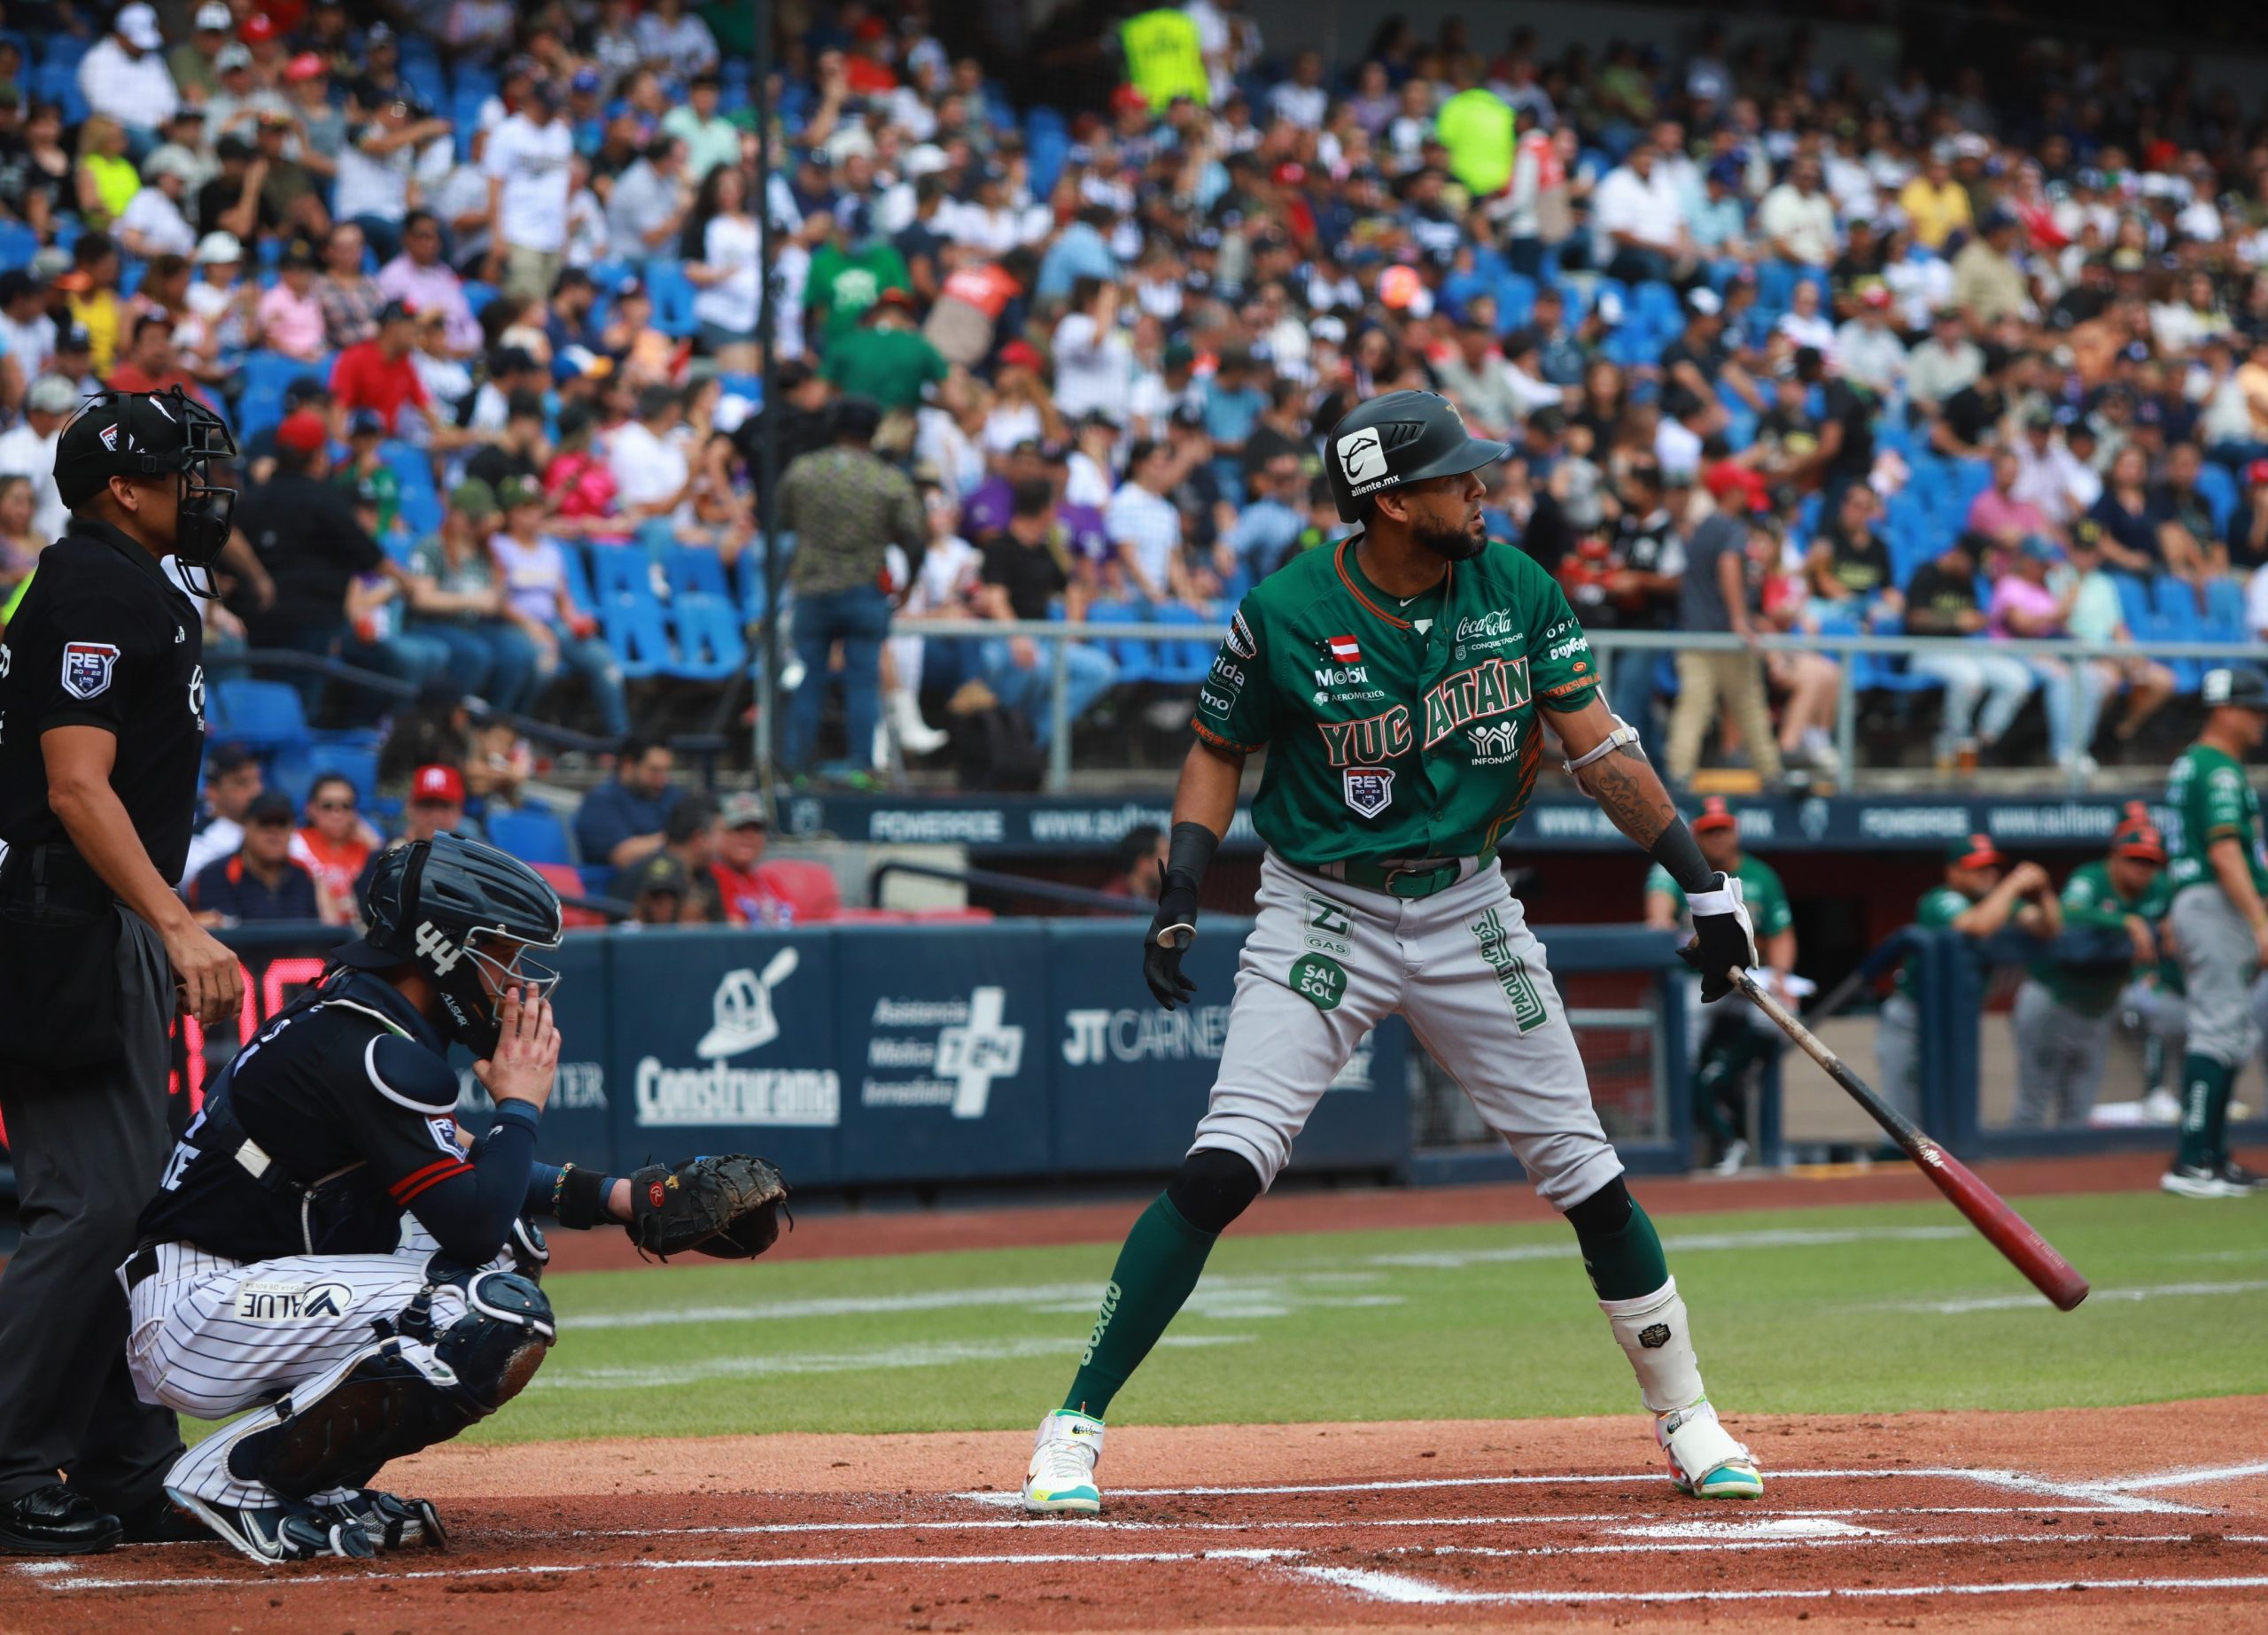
[0,1484,123,1554]
[113,1494,213,1545]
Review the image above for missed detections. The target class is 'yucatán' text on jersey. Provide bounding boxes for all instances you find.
[1192,536,1600,865]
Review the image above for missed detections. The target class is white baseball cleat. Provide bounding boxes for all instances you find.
[2162,1164,2249,1199]
[1656,1399,1763,1499]
[1021,1408,1104,1515]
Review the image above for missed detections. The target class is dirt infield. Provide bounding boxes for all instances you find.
[544,1150,2210,1273]
[9,1398,2264,1633]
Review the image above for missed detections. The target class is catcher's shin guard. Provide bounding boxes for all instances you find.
[225,1270,555,1500]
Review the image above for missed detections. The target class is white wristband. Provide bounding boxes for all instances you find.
[1687,874,1744,918]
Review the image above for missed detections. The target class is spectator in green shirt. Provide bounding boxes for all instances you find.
[805,199,912,355]
[821,288,949,415]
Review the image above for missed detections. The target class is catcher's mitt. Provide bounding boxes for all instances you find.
[625,1154,790,1259]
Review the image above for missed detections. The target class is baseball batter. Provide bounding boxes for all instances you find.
[1644,798,1797,1174]
[2010,812,2167,1128]
[1021,391,1764,1515]
[2160,667,2268,1197]
[122,835,788,1561]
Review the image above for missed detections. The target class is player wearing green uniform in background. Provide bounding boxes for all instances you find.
[1645,798,1796,1174]
[2159,667,2268,1197]
[1021,391,1766,1515]
[2011,813,2168,1127]
[1876,834,2061,1123]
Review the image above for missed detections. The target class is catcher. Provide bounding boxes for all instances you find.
[120,834,787,1563]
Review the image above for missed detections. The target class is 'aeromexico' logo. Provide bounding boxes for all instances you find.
[1337,427,1388,492]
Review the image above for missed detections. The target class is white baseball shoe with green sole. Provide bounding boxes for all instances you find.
[1021,1408,1105,1515]
[1657,1399,1764,1499]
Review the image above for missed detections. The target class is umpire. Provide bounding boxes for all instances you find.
[2161,666,2268,1198]
[0,385,246,1553]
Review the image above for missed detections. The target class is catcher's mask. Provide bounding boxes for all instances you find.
[332,833,564,1058]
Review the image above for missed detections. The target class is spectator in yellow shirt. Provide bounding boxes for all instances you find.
[1899,152,1974,251]
[56,231,125,376]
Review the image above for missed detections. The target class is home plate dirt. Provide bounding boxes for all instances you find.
[7,1399,2262,1633]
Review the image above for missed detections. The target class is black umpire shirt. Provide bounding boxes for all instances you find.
[0,521,206,884]
[233,471,384,642]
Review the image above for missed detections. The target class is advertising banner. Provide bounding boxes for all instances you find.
[608,927,843,1186]
[835,926,1052,1180]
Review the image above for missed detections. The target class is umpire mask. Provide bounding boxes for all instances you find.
[53,385,239,597]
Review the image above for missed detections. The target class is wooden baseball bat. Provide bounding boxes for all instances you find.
[1732,968,2090,1312]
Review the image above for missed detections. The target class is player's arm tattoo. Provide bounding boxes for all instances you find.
[1576,741,1678,849]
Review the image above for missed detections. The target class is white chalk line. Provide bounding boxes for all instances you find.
[38,1533,2268,1597]
[2094,1461,2268,1492]
[1878,1278,2268,1314]
[37,1548,1306,1592]
[555,1503,2124,1540]
[555,1226,1969,1331]
[530,1333,1247,1391]
[949,1464,2211,1512]
[1289,1566,2268,1607]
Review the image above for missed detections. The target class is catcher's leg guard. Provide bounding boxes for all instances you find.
[224,1269,555,1501]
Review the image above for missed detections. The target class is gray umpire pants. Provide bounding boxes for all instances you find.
[2010,979,2114,1127]
[2169,885,2261,1070]
[1874,991,1922,1125]
[0,908,184,1509]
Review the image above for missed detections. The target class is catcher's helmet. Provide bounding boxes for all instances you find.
[54,384,238,594]
[333,833,565,1057]
[1323,389,1510,523]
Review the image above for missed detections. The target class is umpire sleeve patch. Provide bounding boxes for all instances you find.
[61,641,122,699]
[366,1033,462,1113]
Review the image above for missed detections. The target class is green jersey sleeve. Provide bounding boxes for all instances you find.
[2057,863,2128,931]
[2199,760,2252,841]
[1190,598,1274,754]
[1744,858,1794,937]
[1519,558,1604,711]
[1915,886,1969,929]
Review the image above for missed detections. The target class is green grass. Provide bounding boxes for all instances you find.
[461,1189,2265,1444]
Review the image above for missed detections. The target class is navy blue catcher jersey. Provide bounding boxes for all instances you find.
[139,968,471,1264]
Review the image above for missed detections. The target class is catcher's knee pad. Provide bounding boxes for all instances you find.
[228,1271,555,1500]
[1167,1147,1264,1234]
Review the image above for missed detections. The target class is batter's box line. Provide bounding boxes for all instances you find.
[951,1463,2234,1515]
[1286,1566,2268,1607]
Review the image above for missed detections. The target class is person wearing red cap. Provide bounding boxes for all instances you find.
[1876,835,2061,1124]
[350,762,468,915]
[2011,813,2169,1128]
[1645,799,1796,1173]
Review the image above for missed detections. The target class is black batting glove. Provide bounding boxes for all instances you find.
[1678,872,1759,1004]
[1144,877,1200,1011]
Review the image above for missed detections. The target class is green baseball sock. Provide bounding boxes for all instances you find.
[2178,1053,2233,1171]
[1061,1193,1218,1420]
[1573,1195,1670,1302]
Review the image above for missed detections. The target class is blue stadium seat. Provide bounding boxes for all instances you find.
[235,387,284,442]
[244,350,326,399]
[0,221,36,273]
[2194,462,2239,534]
[2202,574,2249,645]
[33,60,87,125]
[39,33,89,70]
[1493,270,1536,330]
[210,678,307,749]
[1150,601,1217,686]
[1084,601,1157,686]
[588,545,673,678]
[663,546,732,601]
[1633,280,1681,339]
[463,280,497,317]
[661,546,747,679]
[643,262,696,337]
[304,743,378,811]
[485,807,574,865]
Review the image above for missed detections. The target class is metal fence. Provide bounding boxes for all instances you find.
[891,617,2268,792]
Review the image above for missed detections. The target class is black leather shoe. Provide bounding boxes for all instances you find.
[0,1484,122,1554]
[113,1494,211,1545]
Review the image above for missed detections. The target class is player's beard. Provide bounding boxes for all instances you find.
[1412,513,1487,562]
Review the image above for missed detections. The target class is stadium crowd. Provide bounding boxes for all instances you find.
[1,0,2267,860]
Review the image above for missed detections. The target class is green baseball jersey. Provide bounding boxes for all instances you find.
[1644,854,1793,940]
[1192,536,1600,866]
[2166,742,2268,897]
[2028,859,2171,1018]
[1895,884,1973,996]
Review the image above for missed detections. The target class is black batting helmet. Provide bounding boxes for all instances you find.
[334,833,565,1057]
[1323,389,1510,523]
